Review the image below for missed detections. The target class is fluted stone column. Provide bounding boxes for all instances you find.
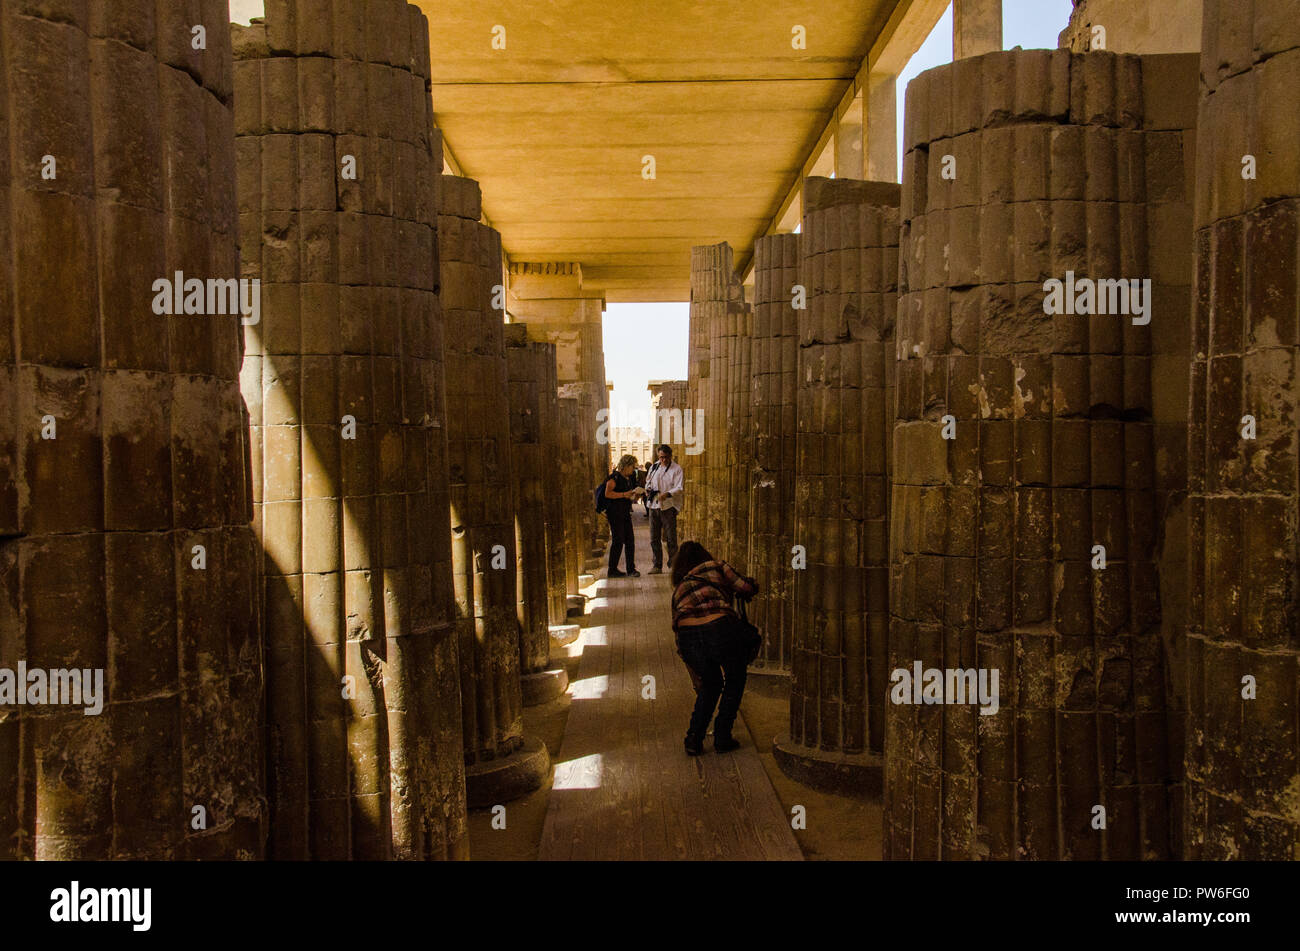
[749,233,801,674]
[234,0,466,860]
[649,380,690,450]
[774,178,899,795]
[707,286,731,556]
[886,50,1178,859]
[505,324,568,704]
[557,394,584,603]
[1186,0,1300,859]
[0,0,263,859]
[439,175,549,806]
[687,245,723,550]
[538,343,570,626]
[725,303,754,567]
[562,381,604,561]
[688,243,744,555]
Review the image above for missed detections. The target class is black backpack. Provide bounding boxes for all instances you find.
[594,473,614,514]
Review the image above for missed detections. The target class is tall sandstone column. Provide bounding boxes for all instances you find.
[505,324,568,704]
[561,381,604,560]
[0,1,263,859]
[687,243,741,553]
[887,50,1181,860]
[1186,0,1300,859]
[774,178,898,794]
[438,175,549,805]
[234,0,465,860]
[749,233,801,673]
[707,286,731,557]
[538,343,569,625]
[557,394,585,600]
[725,303,754,568]
[507,262,609,562]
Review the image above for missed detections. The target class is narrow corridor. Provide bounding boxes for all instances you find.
[539,517,802,861]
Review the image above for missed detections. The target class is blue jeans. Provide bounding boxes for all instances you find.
[676,616,748,741]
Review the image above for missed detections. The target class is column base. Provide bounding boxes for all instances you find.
[465,736,551,808]
[577,573,596,588]
[549,624,581,648]
[746,661,791,678]
[521,667,569,706]
[772,734,882,799]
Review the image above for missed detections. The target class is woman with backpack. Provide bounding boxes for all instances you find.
[669,541,759,755]
[602,454,643,578]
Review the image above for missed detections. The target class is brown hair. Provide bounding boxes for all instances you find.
[670,540,713,587]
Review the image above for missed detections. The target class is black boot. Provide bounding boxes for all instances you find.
[684,733,704,756]
[714,734,740,753]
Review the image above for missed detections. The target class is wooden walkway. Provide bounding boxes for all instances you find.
[539,517,803,861]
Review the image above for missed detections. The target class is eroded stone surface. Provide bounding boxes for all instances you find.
[235,0,466,861]
[0,0,262,861]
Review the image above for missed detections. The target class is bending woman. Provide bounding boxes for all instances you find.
[670,541,759,755]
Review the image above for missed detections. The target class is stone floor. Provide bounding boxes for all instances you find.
[468,515,883,860]
[538,517,801,861]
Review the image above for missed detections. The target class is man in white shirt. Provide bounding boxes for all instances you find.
[645,444,683,574]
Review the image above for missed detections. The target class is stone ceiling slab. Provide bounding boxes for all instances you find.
[416,0,900,302]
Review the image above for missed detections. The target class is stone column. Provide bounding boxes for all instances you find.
[649,379,690,450]
[508,262,609,561]
[538,342,569,626]
[687,246,718,549]
[439,175,549,806]
[837,95,866,181]
[0,1,263,860]
[234,0,466,860]
[725,304,754,567]
[954,0,1003,59]
[749,233,801,674]
[688,243,741,554]
[866,73,899,183]
[1186,0,1300,859]
[887,50,1176,860]
[774,178,899,795]
[561,381,606,561]
[708,288,732,557]
[505,324,568,704]
[557,394,587,604]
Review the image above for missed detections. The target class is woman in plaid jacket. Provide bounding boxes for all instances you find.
[669,541,759,756]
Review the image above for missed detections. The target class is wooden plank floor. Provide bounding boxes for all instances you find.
[539,516,803,861]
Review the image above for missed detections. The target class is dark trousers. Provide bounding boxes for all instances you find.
[649,506,678,569]
[605,506,635,571]
[676,616,748,741]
